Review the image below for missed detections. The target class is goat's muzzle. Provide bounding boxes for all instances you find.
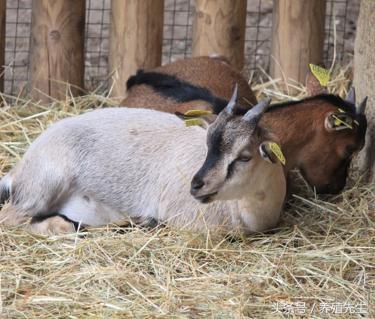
[190,176,218,203]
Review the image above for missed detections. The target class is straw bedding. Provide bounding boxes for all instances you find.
[0,69,373,318]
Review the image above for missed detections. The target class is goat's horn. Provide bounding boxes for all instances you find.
[224,84,238,115]
[357,96,368,115]
[346,86,356,105]
[243,98,271,122]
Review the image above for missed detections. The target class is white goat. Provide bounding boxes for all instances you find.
[0,90,286,235]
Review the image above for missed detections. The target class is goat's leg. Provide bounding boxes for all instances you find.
[26,215,76,235]
[0,203,29,226]
[0,164,74,227]
[59,194,125,227]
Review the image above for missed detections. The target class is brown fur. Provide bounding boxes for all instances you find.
[121,56,258,110]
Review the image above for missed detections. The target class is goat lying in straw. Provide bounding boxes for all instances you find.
[122,56,367,194]
[0,88,286,235]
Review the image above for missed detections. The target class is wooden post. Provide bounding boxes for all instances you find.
[30,0,85,103]
[270,0,326,86]
[0,0,5,94]
[354,0,375,181]
[192,0,247,71]
[109,0,164,99]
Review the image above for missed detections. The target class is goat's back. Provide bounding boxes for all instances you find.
[10,108,209,222]
[121,56,257,112]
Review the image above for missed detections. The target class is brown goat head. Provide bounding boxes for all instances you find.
[262,88,367,194]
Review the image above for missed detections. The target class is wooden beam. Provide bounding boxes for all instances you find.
[270,0,326,86]
[109,0,164,99]
[0,0,5,94]
[30,0,86,103]
[192,0,247,71]
[354,0,375,181]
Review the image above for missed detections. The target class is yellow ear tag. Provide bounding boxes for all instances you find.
[331,114,353,129]
[184,109,212,117]
[184,118,205,127]
[309,64,330,87]
[269,142,286,165]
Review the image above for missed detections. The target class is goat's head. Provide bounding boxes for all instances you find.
[298,87,367,194]
[190,86,282,203]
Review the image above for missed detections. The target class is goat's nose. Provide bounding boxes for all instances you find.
[191,177,205,192]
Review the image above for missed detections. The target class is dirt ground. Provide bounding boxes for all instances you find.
[3,0,359,95]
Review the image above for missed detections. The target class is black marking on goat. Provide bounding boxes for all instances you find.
[195,151,222,183]
[226,161,236,180]
[31,212,81,231]
[231,94,357,116]
[193,128,224,185]
[354,114,367,142]
[128,216,164,230]
[208,125,225,152]
[144,217,160,229]
[126,70,230,114]
[268,94,357,114]
[0,184,10,206]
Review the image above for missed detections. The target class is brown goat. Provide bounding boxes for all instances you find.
[121,56,367,194]
[121,56,257,114]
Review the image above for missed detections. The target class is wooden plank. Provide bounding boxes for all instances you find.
[192,0,247,71]
[30,0,86,103]
[270,0,326,86]
[109,0,164,99]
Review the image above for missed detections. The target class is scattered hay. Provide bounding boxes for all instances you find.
[0,68,374,318]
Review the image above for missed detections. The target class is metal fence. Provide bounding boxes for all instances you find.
[4,0,359,96]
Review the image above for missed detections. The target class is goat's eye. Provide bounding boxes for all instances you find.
[236,155,252,162]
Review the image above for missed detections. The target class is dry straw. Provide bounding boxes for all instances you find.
[0,66,373,318]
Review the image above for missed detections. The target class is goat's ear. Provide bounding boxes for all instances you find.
[357,96,367,115]
[259,141,286,165]
[306,64,329,96]
[346,86,356,105]
[325,112,354,131]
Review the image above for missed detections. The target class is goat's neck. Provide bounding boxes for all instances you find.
[233,162,286,233]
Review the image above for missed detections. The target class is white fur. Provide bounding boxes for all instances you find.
[1,108,286,234]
